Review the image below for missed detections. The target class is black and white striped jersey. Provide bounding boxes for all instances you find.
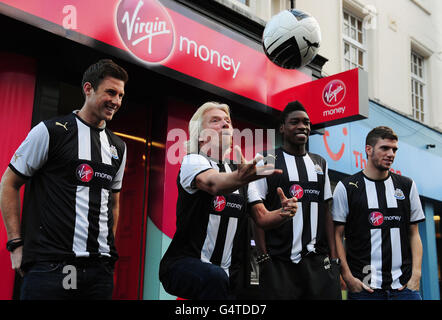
[332,171,425,289]
[9,112,127,266]
[248,148,332,263]
[159,153,250,278]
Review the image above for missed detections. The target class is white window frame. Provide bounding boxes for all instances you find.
[410,51,426,123]
[342,10,367,71]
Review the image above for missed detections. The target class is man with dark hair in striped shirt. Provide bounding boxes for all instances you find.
[248,101,342,300]
[0,59,128,299]
[333,126,425,300]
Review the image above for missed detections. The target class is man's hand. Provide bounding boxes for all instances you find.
[10,246,24,277]
[277,187,297,217]
[344,274,374,293]
[235,146,282,184]
[399,273,421,291]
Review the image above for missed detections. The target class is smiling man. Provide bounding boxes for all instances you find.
[248,101,341,300]
[332,126,425,300]
[0,59,128,299]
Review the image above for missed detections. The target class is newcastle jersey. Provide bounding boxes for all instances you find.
[248,148,332,263]
[160,153,250,279]
[9,112,127,266]
[332,171,425,289]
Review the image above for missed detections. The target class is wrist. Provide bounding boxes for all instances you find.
[6,237,24,252]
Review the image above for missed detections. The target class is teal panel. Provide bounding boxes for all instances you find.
[142,217,175,300]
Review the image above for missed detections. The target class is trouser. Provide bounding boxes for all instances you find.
[160,256,232,300]
[20,258,114,300]
[259,253,342,300]
[348,288,422,300]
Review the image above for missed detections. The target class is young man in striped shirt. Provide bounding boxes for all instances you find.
[333,126,425,300]
[248,101,342,299]
[0,59,128,299]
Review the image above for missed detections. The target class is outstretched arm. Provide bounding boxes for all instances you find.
[195,146,282,196]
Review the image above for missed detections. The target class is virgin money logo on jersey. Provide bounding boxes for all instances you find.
[369,211,384,226]
[76,164,94,182]
[116,0,175,64]
[214,196,226,212]
[322,79,346,107]
[289,184,304,199]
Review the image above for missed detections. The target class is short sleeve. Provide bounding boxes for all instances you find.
[332,181,349,223]
[324,161,332,201]
[409,181,425,223]
[179,154,213,194]
[247,157,268,204]
[111,143,127,192]
[9,122,49,178]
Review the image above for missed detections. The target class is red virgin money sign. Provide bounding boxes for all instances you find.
[271,68,368,127]
[116,0,175,63]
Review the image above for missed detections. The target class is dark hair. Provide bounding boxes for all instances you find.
[366,126,398,147]
[280,101,308,125]
[81,59,128,95]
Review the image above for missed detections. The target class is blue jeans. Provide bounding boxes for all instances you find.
[20,260,114,300]
[160,257,231,300]
[348,288,422,300]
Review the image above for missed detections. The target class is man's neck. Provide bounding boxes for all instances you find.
[282,142,306,156]
[363,164,389,180]
[77,107,105,129]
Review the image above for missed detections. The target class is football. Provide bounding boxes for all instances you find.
[262,9,321,69]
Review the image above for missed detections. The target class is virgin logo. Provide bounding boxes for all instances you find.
[289,184,304,199]
[369,211,384,226]
[76,164,94,182]
[214,196,226,212]
[322,80,346,107]
[116,0,175,63]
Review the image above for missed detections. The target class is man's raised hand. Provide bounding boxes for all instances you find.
[277,187,298,218]
[234,146,282,183]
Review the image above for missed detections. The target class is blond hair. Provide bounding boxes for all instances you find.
[185,101,231,154]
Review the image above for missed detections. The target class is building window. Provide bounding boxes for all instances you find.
[411,51,425,122]
[343,11,366,70]
[235,0,250,6]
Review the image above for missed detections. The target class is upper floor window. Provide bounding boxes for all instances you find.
[411,51,426,122]
[235,0,250,6]
[343,11,366,70]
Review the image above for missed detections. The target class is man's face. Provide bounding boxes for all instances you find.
[366,138,398,171]
[280,110,311,146]
[84,76,125,123]
[200,108,233,156]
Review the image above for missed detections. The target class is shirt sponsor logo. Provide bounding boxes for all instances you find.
[290,184,304,199]
[213,195,243,212]
[369,211,384,226]
[76,164,113,183]
[214,196,226,212]
[76,164,94,182]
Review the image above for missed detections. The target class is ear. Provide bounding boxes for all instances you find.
[83,82,93,97]
[365,144,373,157]
[279,124,284,134]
